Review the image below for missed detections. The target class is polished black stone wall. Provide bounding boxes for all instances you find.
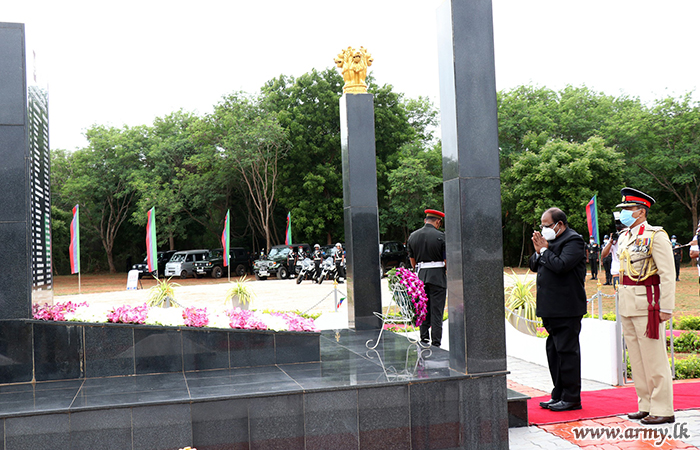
[0,23,32,320]
[0,329,513,449]
[436,0,506,376]
[0,320,320,384]
[340,93,382,330]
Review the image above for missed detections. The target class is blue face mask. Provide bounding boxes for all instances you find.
[619,209,637,227]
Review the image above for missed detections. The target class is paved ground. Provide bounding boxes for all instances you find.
[55,274,698,449]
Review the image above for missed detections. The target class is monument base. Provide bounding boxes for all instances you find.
[0,329,513,449]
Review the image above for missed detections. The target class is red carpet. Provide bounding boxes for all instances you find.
[528,381,700,425]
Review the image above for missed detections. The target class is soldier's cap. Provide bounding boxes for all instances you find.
[615,187,655,208]
[424,209,445,219]
[672,235,677,239]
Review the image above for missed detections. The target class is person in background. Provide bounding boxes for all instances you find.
[312,244,323,281]
[616,187,675,425]
[672,235,682,282]
[529,207,587,412]
[407,209,446,347]
[689,220,700,291]
[333,243,346,283]
[287,247,297,279]
[602,235,613,285]
[587,237,600,280]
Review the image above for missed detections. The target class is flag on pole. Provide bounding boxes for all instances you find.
[221,210,230,267]
[285,212,292,245]
[146,207,157,272]
[69,204,80,274]
[586,195,600,244]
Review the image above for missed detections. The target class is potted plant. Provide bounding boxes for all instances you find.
[504,270,541,336]
[226,276,254,310]
[147,276,181,308]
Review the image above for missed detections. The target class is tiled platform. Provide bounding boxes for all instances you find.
[0,329,511,449]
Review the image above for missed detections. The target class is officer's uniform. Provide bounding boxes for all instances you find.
[616,188,675,420]
[587,241,600,280]
[287,248,296,277]
[312,247,323,279]
[407,209,446,346]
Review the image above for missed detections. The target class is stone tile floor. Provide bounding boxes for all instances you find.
[507,356,700,449]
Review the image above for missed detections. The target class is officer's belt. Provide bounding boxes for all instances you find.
[416,261,445,270]
[622,274,661,340]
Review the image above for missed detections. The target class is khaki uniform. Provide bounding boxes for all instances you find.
[617,221,675,416]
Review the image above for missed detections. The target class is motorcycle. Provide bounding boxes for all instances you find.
[316,257,337,284]
[295,258,315,284]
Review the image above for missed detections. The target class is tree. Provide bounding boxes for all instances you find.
[611,93,700,235]
[504,137,625,263]
[58,125,147,273]
[131,110,200,250]
[382,141,443,240]
[193,93,289,251]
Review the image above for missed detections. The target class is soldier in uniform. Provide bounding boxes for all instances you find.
[586,237,600,280]
[616,187,675,425]
[407,209,446,347]
[312,244,323,281]
[333,242,346,283]
[689,220,700,290]
[286,247,297,278]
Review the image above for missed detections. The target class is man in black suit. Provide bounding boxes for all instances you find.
[529,207,587,412]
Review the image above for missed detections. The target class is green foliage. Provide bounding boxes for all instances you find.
[676,315,700,330]
[674,355,700,380]
[147,277,181,308]
[225,276,255,308]
[504,270,541,334]
[504,136,625,237]
[583,312,617,321]
[672,331,700,353]
[258,309,322,320]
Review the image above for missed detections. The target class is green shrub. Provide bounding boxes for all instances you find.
[676,315,700,331]
[583,312,616,321]
[674,355,700,380]
[673,331,700,353]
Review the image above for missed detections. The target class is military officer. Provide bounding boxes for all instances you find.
[407,209,446,347]
[616,187,675,425]
[587,237,600,280]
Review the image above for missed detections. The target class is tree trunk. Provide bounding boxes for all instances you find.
[168,215,175,250]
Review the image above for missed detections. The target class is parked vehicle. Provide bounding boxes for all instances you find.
[254,243,311,280]
[132,250,178,278]
[295,258,316,284]
[379,241,410,277]
[194,247,251,278]
[164,249,208,279]
[316,257,338,284]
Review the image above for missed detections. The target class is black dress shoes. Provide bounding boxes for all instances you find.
[548,400,582,412]
[539,398,560,409]
[627,411,649,420]
[641,415,675,425]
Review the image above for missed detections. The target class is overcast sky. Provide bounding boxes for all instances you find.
[5,0,699,151]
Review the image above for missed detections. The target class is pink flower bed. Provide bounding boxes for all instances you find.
[32,301,319,332]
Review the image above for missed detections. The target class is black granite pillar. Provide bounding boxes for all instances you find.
[340,93,382,330]
[0,23,32,319]
[436,1,507,375]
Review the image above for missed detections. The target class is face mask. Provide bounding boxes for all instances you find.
[619,209,638,227]
[672,239,677,244]
[541,223,559,241]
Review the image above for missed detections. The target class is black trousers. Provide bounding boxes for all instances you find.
[419,283,447,345]
[603,258,612,284]
[542,316,582,403]
[674,258,681,280]
[589,259,598,279]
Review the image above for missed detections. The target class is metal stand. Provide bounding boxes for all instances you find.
[366,283,429,350]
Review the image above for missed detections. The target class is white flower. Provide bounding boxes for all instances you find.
[207,312,232,329]
[145,307,186,327]
[258,313,288,331]
[65,305,109,323]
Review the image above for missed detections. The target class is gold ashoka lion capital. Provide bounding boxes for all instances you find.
[334,46,373,94]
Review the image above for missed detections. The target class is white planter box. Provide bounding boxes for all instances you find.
[505,317,621,386]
